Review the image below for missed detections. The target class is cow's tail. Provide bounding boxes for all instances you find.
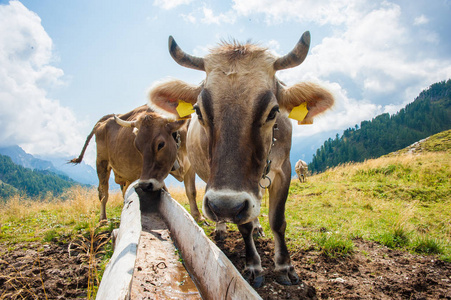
[69,114,114,164]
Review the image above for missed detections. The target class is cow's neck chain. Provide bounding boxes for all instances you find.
[259,123,278,189]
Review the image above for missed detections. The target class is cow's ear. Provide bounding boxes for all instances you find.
[148,79,202,119]
[166,119,186,133]
[277,81,334,124]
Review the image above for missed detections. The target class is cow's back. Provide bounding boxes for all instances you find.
[96,106,150,183]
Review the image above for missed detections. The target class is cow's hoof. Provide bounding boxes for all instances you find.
[214,229,227,241]
[253,226,265,238]
[276,266,299,285]
[195,216,209,226]
[243,269,264,288]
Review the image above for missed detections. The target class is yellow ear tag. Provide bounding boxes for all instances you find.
[176,100,195,119]
[288,102,309,124]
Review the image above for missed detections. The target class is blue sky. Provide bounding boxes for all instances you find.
[1,0,451,168]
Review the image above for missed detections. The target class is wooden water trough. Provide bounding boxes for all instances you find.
[96,181,262,300]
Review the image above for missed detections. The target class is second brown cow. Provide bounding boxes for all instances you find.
[70,105,202,222]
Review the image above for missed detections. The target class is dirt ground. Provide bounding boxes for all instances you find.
[0,241,89,299]
[1,232,450,299]
[214,231,451,300]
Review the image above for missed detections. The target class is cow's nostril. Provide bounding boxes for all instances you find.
[206,197,218,219]
[139,182,153,192]
[234,200,249,223]
[231,201,246,216]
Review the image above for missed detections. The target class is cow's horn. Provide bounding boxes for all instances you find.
[168,36,205,71]
[273,31,310,71]
[114,115,136,128]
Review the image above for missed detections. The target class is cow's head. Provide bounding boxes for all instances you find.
[114,113,185,192]
[149,32,334,224]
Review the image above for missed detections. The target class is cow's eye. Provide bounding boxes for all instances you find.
[267,106,279,122]
[193,105,203,122]
[157,141,165,151]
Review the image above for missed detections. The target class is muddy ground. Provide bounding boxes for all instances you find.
[1,232,450,299]
[214,231,451,300]
[0,241,90,299]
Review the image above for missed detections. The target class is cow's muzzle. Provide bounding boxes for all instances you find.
[203,189,260,224]
[137,179,164,193]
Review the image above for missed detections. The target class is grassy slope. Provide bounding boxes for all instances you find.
[174,130,451,261]
[284,129,450,260]
[0,187,123,245]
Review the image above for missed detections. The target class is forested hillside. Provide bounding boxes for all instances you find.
[309,79,451,173]
[0,154,79,199]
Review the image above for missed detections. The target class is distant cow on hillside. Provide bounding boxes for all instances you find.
[70,105,202,222]
[295,159,308,183]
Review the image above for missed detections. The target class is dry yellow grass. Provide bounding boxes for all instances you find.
[311,151,450,183]
[0,186,123,243]
[166,185,205,207]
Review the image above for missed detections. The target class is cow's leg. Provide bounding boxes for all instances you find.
[252,217,265,237]
[268,160,299,285]
[238,221,264,288]
[214,221,228,240]
[97,160,111,221]
[184,167,205,222]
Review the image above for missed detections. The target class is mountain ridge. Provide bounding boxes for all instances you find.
[308,79,451,173]
[0,146,98,186]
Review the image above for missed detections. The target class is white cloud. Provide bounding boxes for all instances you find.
[179,5,236,25]
[181,12,197,23]
[200,7,236,25]
[266,40,281,56]
[232,0,368,25]
[0,1,85,158]
[414,15,429,25]
[268,1,451,137]
[153,0,192,10]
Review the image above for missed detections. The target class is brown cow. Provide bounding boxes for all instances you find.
[149,32,334,287]
[295,159,308,183]
[70,105,202,222]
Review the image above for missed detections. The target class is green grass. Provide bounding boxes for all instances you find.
[313,232,354,258]
[379,227,410,248]
[285,149,450,260]
[0,186,123,298]
[176,131,451,262]
[411,235,444,255]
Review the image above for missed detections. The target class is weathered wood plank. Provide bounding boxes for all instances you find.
[130,208,201,299]
[157,190,262,300]
[96,182,141,300]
